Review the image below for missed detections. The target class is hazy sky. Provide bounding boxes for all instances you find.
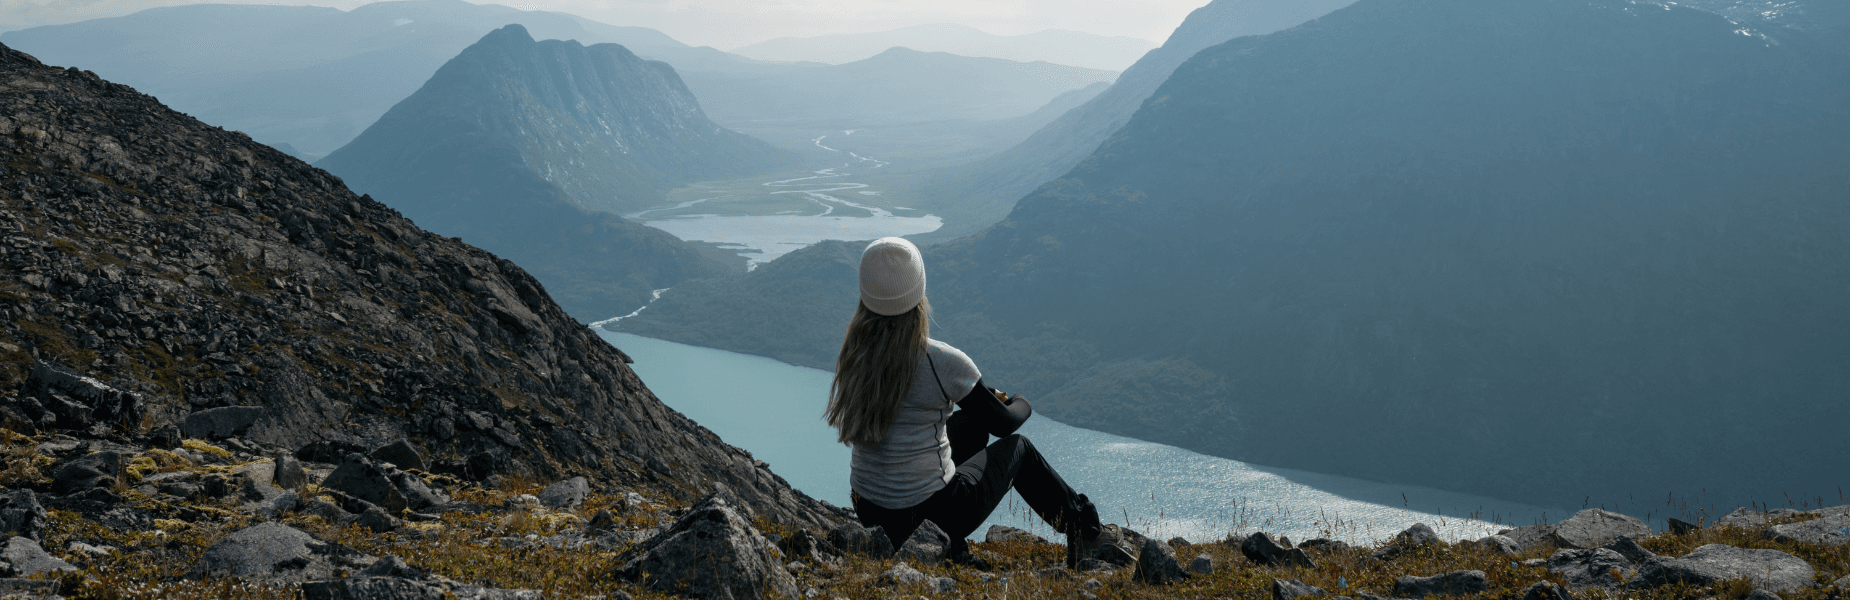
[0,0,1201,48]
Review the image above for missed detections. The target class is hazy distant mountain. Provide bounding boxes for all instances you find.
[0,0,686,159]
[321,25,791,319]
[916,0,1364,236]
[681,47,1118,128]
[626,0,1850,511]
[731,23,1154,71]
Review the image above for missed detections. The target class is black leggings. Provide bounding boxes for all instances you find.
[853,420,1082,544]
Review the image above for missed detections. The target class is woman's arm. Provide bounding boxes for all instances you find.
[954,377,1033,437]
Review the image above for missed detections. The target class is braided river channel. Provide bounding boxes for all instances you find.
[596,329,1567,545]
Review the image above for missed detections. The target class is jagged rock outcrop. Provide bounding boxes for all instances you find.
[0,41,840,530]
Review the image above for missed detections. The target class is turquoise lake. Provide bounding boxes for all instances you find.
[596,329,1568,544]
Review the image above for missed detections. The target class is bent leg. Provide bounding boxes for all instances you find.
[917,434,1082,540]
[946,410,988,466]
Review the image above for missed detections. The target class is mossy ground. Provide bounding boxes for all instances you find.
[20,465,1850,600]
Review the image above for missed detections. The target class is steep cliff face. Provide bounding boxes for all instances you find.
[0,42,841,530]
[321,24,793,320]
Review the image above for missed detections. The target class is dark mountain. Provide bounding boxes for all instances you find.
[320,25,794,320]
[626,0,1850,511]
[0,0,687,159]
[0,41,839,529]
[915,0,1363,237]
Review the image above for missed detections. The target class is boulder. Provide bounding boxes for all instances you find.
[1092,524,1144,567]
[1717,507,1803,529]
[1189,554,1214,575]
[895,519,951,564]
[585,509,618,535]
[1298,538,1351,553]
[1132,536,1188,585]
[1501,524,1560,553]
[369,440,425,472]
[273,453,307,491]
[1393,570,1487,599]
[1547,547,1635,591]
[1666,518,1699,535]
[776,529,842,565]
[1746,590,1781,600]
[879,562,928,585]
[1242,532,1318,569]
[391,472,447,511]
[321,454,408,513]
[24,361,144,434]
[1765,512,1850,546]
[1470,535,1519,556]
[52,450,122,494]
[0,536,77,577]
[362,556,426,580]
[536,476,588,510]
[0,579,59,597]
[1836,574,1850,590]
[182,406,265,440]
[355,506,398,533]
[303,577,444,600]
[986,524,1047,544]
[1374,523,1441,560]
[1521,581,1576,600]
[1273,578,1328,600]
[188,522,367,582]
[0,490,44,541]
[1554,509,1651,549]
[1628,544,1814,593]
[614,490,799,600]
[1601,536,1656,564]
[827,521,893,558]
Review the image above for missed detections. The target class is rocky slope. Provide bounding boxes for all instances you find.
[0,40,841,532]
[624,0,1850,512]
[320,24,789,320]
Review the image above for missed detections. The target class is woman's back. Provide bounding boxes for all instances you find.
[849,339,980,509]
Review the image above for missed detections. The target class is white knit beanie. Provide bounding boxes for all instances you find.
[859,237,926,316]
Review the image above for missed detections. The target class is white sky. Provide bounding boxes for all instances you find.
[0,0,1204,48]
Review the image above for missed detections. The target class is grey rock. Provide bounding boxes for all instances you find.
[1836,574,1850,590]
[182,406,265,440]
[362,555,426,580]
[1502,524,1560,553]
[1555,509,1651,549]
[1375,523,1441,559]
[391,471,447,511]
[189,522,323,580]
[1766,512,1850,546]
[879,562,928,585]
[1393,570,1487,599]
[1132,536,1188,585]
[536,476,588,510]
[322,454,408,513]
[24,361,143,434]
[1745,590,1781,600]
[1547,547,1634,591]
[1169,536,1191,547]
[985,524,1047,544]
[273,453,308,491]
[1093,524,1144,567]
[1273,578,1328,600]
[355,506,398,533]
[1628,544,1814,593]
[585,509,618,535]
[776,529,842,565]
[52,450,122,494]
[303,576,446,600]
[1717,507,1802,529]
[304,498,352,524]
[1471,535,1519,556]
[827,521,893,557]
[1666,518,1699,535]
[1189,553,1214,575]
[369,440,425,472]
[1298,538,1351,553]
[448,583,544,600]
[0,578,60,596]
[1521,581,1576,600]
[1242,532,1317,569]
[258,490,302,518]
[614,490,799,600]
[0,536,77,577]
[1601,536,1656,564]
[895,519,950,564]
[0,490,45,542]
[933,577,956,593]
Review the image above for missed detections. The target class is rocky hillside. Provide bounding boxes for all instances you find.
[622,0,1850,513]
[320,24,792,320]
[0,40,841,532]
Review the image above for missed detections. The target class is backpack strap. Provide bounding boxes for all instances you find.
[925,349,952,403]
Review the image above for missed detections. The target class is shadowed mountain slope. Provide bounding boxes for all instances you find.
[320,25,794,320]
[0,40,842,530]
[730,23,1155,71]
[626,0,1850,511]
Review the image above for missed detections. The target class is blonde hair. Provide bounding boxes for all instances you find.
[826,298,930,446]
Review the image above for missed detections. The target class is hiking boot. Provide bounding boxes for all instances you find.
[1062,494,1105,569]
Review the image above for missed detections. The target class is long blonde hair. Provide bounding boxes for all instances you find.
[826,298,930,446]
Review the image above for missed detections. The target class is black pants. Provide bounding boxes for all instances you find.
[853,415,1082,544]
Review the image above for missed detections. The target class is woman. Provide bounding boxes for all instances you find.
[826,237,1107,566]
